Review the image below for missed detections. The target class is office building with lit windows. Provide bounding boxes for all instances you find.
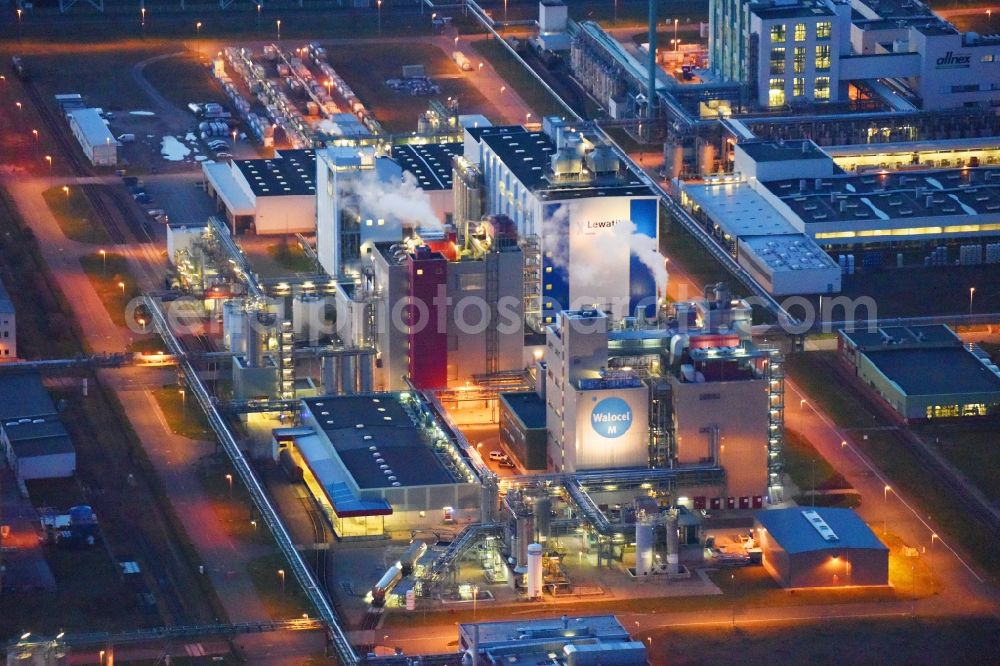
[839,324,1000,422]
[711,0,1000,110]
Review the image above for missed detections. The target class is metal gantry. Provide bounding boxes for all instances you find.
[144,296,358,665]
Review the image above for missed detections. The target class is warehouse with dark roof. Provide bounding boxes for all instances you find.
[839,324,1000,421]
[274,393,483,537]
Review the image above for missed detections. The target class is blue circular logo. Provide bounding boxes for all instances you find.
[591,397,633,438]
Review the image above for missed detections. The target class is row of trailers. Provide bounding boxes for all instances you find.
[370,540,427,607]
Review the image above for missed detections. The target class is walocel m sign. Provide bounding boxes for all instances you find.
[936,51,971,69]
[591,397,633,438]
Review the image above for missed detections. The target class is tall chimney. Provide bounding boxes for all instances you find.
[648,0,658,116]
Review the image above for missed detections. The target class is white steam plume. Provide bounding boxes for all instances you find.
[340,169,442,230]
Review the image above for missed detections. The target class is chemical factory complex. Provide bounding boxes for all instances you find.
[1,0,1000,664]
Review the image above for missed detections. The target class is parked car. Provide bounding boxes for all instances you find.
[488,450,508,462]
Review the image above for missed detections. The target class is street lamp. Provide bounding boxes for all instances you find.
[472,584,479,619]
[883,485,892,535]
[196,21,202,58]
[257,4,262,33]
[44,155,52,186]
[139,317,146,333]
[62,185,69,198]
[278,568,286,597]
[99,249,107,276]
[118,281,125,295]
[16,8,22,42]
[225,473,233,497]
[674,18,679,51]
[930,533,939,579]
[377,0,382,37]
[141,6,146,35]
[969,286,976,314]
[276,19,281,40]
[526,112,532,124]
[500,85,506,94]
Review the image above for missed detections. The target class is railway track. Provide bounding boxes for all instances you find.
[21,74,140,245]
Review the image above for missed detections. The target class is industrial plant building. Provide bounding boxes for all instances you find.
[66,108,117,167]
[315,143,460,278]
[678,139,1000,287]
[0,373,76,488]
[275,393,484,537]
[839,324,1000,421]
[755,508,889,588]
[458,615,647,665]
[332,218,525,391]
[203,149,317,235]
[516,285,784,507]
[0,276,16,359]
[712,0,1000,111]
[469,120,664,327]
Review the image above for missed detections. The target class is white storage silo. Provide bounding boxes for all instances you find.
[526,543,543,599]
[666,509,680,575]
[292,294,326,344]
[635,519,654,577]
[223,300,246,353]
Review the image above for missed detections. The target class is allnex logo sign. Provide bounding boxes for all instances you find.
[936,51,971,69]
[591,397,633,438]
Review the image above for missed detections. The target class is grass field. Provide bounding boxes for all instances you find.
[783,429,852,505]
[246,553,313,621]
[41,186,111,245]
[323,41,493,133]
[786,351,1000,579]
[652,616,1000,665]
[915,423,1000,502]
[152,384,214,441]
[79,251,143,327]
[469,37,568,119]
[268,238,317,274]
[0,190,85,358]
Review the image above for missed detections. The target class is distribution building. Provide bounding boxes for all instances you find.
[0,373,75,488]
[839,324,1000,421]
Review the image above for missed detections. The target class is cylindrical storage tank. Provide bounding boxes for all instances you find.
[245,312,262,367]
[292,294,325,343]
[635,520,654,577]
[516,512,535,569]
[697,140,716,177]
[534,497,552,543]
[322,356,340,394]
[340,353,357,395]
[358,352,374,393]
[223,300,246,353]
[526,543,543,599]
[666,510,680,575]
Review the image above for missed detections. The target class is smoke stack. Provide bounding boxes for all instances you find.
[647,0,658,116]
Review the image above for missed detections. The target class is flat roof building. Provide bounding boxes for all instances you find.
[498,392,547,470]
[839,324,1000,421]
[67,108,117,167]
[0,374,75,488]
[278,393,483,537]
[755,507,888,588]
[203,149,317,235]
[458,615,647,666]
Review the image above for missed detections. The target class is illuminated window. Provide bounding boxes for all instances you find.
[545,266,552,273]
[769,78,786,107]
[816,44,831,71]
[815,76,831,99]
[793,77,805,97]
[793,47,806,73]
[365,219,373,226]
[983,54,994,63]
[416,269,424,275]
[770,47,786,74]
[770,24,786,42]
[794,23,807,42]
[816,21,831,40]
[377,218,385,226]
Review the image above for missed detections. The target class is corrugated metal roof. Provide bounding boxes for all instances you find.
[755,508,887,554]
